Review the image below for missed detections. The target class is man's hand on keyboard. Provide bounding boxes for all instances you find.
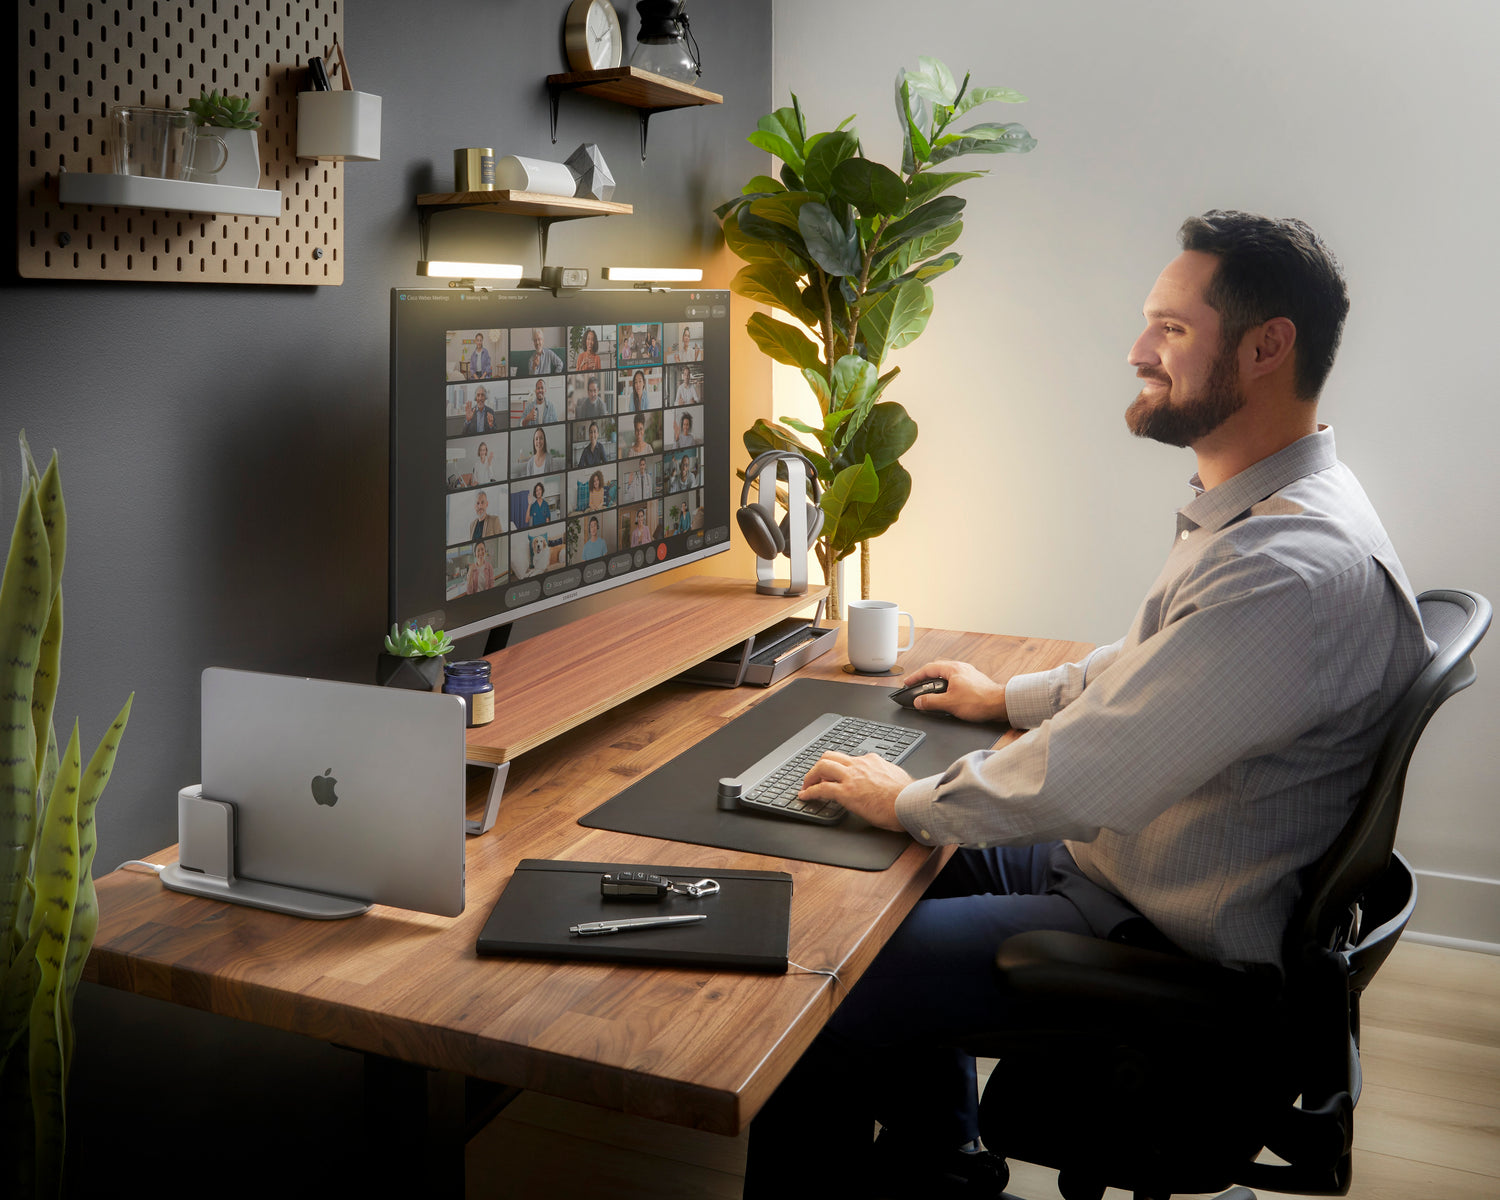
[798,751,912,831]
[903,660,1010,724]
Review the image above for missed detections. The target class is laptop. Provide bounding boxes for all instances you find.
[178,668,468,917]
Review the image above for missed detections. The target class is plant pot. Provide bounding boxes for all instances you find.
[376,653,444,691]
[189,128,261,188]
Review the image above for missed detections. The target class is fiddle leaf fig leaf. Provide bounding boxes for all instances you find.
[903,170,986,212]
[953,85,1028,116]
[858,279,933,363]
[748,190,818,232]
[747,311,825,373]
[749,105,806,170]
[731,263,818,326]
[820,456,881,548]
[826,459,912,561]
[831,157,908,217]
[879,195,967,251]
[842,401,918,471]
[798,202,862,278]
[928,121,1037,164]
[743,419,829,485]
[743,174,785,195]
[721,207,792,266]
[802,130,861,198]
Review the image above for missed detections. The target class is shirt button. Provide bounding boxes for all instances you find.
[1179,530,1190,541]
[920,830,931,842]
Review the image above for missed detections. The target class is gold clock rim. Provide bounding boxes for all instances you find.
[564,0,622,72]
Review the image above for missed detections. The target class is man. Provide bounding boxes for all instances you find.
[744,212,1433,1197]
[465,332,492,380]
[575,375,609,421]
[521,378,557,427]
[525,327,563,375]
[463,385,497,434]
[577,422,607,468]
[469,489,503,541]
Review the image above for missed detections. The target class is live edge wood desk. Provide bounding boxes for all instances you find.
[84,578,1091,1187]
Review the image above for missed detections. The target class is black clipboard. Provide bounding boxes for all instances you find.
[476,859,792,972]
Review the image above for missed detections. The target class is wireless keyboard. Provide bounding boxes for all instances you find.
[716,713,926,825]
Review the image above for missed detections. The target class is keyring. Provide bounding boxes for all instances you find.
[670,878,720,898]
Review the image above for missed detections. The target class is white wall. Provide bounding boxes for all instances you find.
[771,0,1500,943]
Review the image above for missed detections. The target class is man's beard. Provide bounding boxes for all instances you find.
[1125,342,1245,448]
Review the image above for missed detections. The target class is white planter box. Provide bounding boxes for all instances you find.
[297,90,381,162]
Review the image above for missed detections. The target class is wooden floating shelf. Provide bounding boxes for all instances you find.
[57,172,283,219]
[415,189,633,219]
[544,66,724,111]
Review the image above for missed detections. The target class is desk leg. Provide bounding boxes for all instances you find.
[466,759,510,836]
[361,1053,520,1194]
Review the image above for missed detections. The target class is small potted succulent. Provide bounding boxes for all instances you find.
[377,623,456,691]
[186,88,262,188]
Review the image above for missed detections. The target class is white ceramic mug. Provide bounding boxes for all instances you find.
[847,600,915,674]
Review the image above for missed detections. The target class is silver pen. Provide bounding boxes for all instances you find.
[570,914,708,936]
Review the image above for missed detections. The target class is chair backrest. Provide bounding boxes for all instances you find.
[1287,588,1491,961]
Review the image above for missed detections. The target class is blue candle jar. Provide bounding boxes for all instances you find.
[443,659,494,727]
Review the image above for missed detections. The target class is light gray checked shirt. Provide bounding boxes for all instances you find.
[895,428,1433,970]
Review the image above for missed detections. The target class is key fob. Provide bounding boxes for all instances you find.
[601,870,671,900]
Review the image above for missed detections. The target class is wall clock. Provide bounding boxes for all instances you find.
[565,0,623,71]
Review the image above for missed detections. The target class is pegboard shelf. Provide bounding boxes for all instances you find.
[17,1,344,286]
[59,173,283,219]
[415,190,632,219]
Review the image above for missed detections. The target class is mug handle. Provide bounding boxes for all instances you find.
[191,130,230,176]
[898,611,916,652]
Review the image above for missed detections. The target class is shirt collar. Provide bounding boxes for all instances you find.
[1180,426,1338,534]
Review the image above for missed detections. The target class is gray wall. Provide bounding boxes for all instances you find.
[2,0,774,878]
[773,0,1500,945]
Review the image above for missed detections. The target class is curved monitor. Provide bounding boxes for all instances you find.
[390,288,732,640]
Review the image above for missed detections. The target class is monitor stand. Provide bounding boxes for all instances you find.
[158,786,372,919]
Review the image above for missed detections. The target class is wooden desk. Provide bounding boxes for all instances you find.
[85,619,1090,1166]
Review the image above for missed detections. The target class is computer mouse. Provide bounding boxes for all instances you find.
[890,678,948,709]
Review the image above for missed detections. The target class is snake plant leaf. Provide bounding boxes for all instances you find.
[858,278,934,364]
[62,692,133,1011]
[928,121,1037,164]
[830,157,908,218]
[799,203,862,279]
[28,720,83,1192]
[0,476,50,960]
[1,927,41,1070]
[801,130,860,198]
[747,311,824,373]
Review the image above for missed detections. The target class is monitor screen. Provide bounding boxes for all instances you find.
[389,288,732,640]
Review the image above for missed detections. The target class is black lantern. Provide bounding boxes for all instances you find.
[630,0,701,83]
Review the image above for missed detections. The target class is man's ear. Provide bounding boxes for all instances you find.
[1248,316,1297,376]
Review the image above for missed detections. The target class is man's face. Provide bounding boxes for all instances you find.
[532,329,544,352]
[535,380,546,401]
[1125,251,1247,448]
[587,379,600,401]
[475,388,488,408]
[474,491,489,518]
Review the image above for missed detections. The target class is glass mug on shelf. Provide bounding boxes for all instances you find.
[111,106,228,180]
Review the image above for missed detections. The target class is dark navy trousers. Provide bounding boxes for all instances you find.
[744,841,1152,1193]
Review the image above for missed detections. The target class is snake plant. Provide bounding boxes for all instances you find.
[1,433,133,1198]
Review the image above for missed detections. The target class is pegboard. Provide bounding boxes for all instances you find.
[17,0,345,286]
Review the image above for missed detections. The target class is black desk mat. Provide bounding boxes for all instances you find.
[579,679,1007,870]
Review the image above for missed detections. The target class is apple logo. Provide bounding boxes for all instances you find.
[310,768,339,807]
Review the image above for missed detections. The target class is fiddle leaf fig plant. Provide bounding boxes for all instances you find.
[716,57,1034,612]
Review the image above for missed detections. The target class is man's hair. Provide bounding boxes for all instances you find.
[1178,210,1349,400]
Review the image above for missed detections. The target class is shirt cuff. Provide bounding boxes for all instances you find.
[1004,670,1056,730]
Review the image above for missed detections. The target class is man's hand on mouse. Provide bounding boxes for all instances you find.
[903,660,1010,723]
[798,751,911,830]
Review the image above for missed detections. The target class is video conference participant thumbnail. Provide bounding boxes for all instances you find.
[617,322,662,367]
[446,537,506,598]
[568,512,617,565]
[511,474,564,530]
[621,500,661,548]
[568,464,617,516]
[447,328,506,381]
[510,523,564,579]
[620,453,661,503]
[573,418,616,467]
[512,326,566,376]
[568,372,615,421]
[569,325,616,371]
[666,363,703,407]
[512,425,566,478]
[447,433,507,489]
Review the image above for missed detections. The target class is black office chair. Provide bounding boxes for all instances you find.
[968,588,1491,1200]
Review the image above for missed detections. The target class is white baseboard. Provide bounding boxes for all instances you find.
[1406,868,1500,954]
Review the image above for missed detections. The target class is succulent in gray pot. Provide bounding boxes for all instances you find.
[377,623,455,690]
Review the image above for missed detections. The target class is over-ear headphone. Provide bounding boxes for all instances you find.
[736,450,824,559]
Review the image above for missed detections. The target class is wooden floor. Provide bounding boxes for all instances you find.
[466,940,1500,1199]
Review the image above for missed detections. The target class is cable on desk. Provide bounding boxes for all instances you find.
[115,860,165,875]
[787,960,846,997]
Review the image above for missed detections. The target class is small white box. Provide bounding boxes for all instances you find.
[297,90,382,162]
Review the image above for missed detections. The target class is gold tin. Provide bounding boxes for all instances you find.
[455,147,496,192]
